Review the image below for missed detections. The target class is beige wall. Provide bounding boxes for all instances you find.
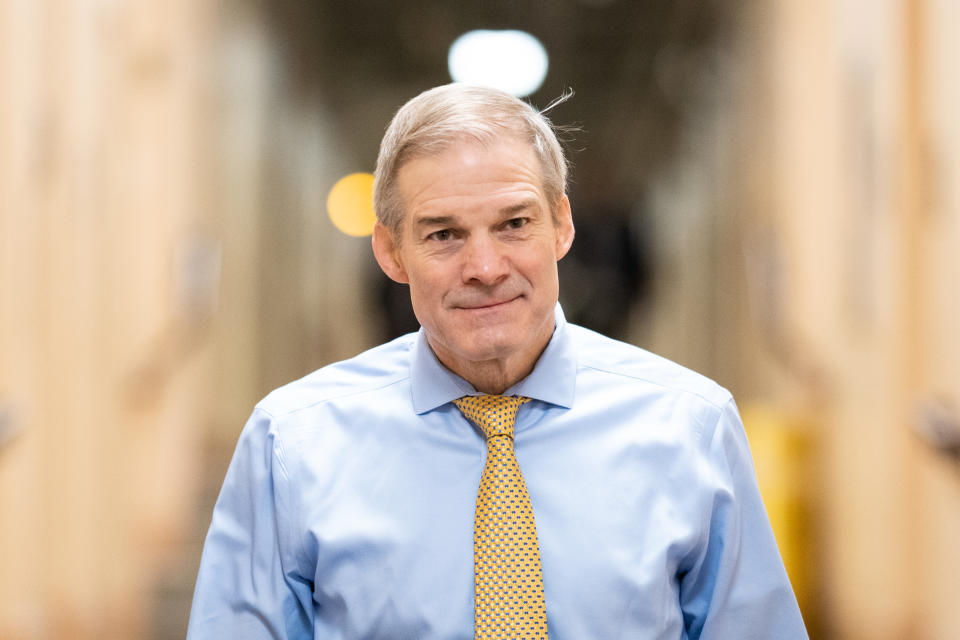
[640,0,960,636]
[0,1,217,636]
[0,3,378,636]
[757,1,960,636]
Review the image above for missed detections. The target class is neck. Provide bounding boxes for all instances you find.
[426,324,555,395]
[453,358,532,395]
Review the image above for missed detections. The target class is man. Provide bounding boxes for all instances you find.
[188,84,807,639]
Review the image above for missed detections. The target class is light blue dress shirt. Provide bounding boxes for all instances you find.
[188,305,807,639]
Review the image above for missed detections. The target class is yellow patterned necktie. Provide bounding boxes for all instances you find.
[453,395,549,640]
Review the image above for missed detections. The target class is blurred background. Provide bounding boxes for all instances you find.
[2,0,958,638]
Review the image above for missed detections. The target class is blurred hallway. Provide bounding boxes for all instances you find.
[2,1,958,638]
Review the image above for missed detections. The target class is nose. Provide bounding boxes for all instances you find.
[461,233,510,286]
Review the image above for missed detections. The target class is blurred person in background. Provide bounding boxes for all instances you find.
[187,84,807,639]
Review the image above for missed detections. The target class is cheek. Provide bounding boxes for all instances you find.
[519,252,559,286]
[407,268,448,311]
[411,267,440,292]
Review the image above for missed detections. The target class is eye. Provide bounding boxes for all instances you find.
[505,217,529,230]
[428,229,453,242]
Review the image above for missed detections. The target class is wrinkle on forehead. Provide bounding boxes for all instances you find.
[398,141,546,220]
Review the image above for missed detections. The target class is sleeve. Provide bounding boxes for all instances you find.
[186,408,314,639]
[678,398,808,639]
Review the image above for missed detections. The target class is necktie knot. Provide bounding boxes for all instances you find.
[453,395,531,439]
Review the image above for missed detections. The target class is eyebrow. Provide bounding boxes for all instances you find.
[413,215,456,228]
[500,200,538,216]
[412,200,540,228]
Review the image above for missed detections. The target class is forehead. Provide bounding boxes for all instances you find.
[395,137,545,215]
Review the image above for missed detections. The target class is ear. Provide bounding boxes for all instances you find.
[554,194,575,260]
[372,222,409,284]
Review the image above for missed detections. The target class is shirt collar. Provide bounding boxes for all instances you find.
[410,303,577,414]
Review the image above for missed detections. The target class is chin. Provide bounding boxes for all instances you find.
[464,344,518,363]
[464,334,530,363]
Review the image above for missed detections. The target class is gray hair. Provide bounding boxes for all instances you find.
[373,83,570,239]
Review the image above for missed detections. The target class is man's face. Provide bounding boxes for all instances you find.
[373,136,574,386]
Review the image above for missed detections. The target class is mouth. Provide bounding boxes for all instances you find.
[454,295,522,311]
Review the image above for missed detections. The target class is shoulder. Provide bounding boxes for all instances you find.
[567,323,732,411]
[255,332,417,420]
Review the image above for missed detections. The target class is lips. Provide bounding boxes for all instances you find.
[453,295,521,311]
